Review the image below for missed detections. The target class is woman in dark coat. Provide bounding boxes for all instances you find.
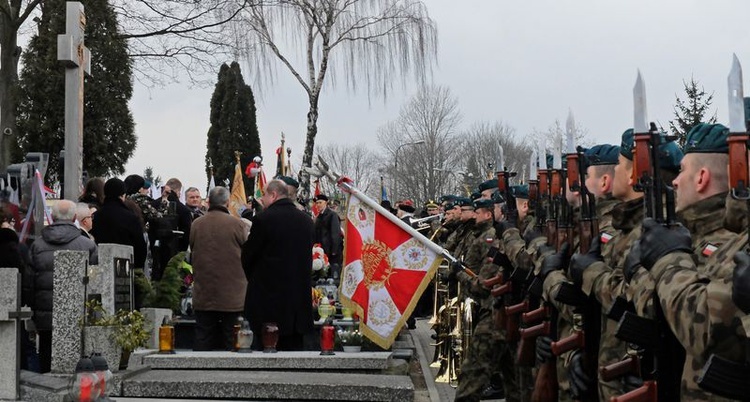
[90,178,147,268]
[242,179,314,351]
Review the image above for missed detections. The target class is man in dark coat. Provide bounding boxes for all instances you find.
[313,194,343,279]
[90,178,147,268]
[29,200,98,373]
[242,179,314,351]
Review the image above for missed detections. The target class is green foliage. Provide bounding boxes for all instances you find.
[85,300,151,352]
[16,0,135,183]
[144,252,186,312]
[143,166,162,188]
[669,78,717,148]
[205,62,261,194]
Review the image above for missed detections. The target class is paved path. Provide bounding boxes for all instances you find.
[411,317,505,402]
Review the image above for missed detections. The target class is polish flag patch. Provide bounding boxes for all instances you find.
[600,233,613,244]
[702,244,718,257]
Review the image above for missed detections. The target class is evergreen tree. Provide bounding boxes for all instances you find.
[669,78,717,148]
[16,0,135,183]
[205,62,261,193]
[143,166,162,188]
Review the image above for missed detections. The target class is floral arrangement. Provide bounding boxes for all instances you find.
[338,328,364,346]
[84,300,151,352]
[312,243,330,274]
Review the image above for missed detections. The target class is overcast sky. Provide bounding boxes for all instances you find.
[123,0,750,193]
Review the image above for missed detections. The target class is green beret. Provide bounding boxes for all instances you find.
[491,190,504,204]
[473,198,494,210]
[470,192,482,201]
[619,128,635,160]
[278,175,299,188]
[511,184,529,199]
[456,197,474,208]
[684,123,729,154]
[444,201,456,210]
[584,144,620,166]
[657,140,683,173]
[543,153,567,169]
[440,194,458,203]
[478,179,498,192]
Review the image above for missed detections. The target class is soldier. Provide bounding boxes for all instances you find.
[450,198,509,402]
[497,184,543,274]
[444,197,476,258]
[627,123,741,401]
[478,178,499,200]
[568,128,682,398]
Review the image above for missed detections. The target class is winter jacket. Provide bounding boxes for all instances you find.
[313,207,342,264]
[30,222,98,331]
[90,198,147,268]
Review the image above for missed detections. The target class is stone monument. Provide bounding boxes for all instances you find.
[50,250,88,374]
[88,244,134,316]
[57,1,91,201]
[0,268,32,399]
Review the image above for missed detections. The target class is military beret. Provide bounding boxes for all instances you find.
[473,198,494,211]
[584,144,620,166]
[619,128,636,160]
[444,201,457,210]
[440,194,458,203]
[313,194,328,202]
[425,199,439,209]
[491,190,504,204]
[511,184,529,199]
[456,197,474,208]
[544,153,567,170]
[478,179,498,192]
[683,123,729,154]
[470,192,482,201]
[278,175,299,188]
[397,199,415,213]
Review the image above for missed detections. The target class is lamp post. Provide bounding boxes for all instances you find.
[394,140,425,201]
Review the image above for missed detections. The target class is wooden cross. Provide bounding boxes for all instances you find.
[57,2,91,201]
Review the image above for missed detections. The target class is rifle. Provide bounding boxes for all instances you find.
[496,144,517,220]
[615,121,684,402]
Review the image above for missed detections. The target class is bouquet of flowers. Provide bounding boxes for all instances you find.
[338,328,364,346]
[312,243,330,275]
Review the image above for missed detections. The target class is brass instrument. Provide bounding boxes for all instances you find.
[409,213,444,233]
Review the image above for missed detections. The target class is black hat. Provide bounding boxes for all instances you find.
[397,199,416,213]
[104,178,126,199]
[278,175,299,188]
[478,179,498,192]
[314,194,328,202]
[473,198,494,211]
[123,174,145,195]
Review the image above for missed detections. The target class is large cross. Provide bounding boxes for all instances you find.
[57,2,91,201]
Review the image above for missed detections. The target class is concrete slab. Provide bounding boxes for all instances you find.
[122,370,414,401]
[143,351,393,371]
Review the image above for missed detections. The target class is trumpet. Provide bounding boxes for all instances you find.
[409,213,444,232]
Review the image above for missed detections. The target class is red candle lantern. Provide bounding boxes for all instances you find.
[320,321,336,355]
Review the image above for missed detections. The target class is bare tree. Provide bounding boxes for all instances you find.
[0,0,251,171]
[530,119,592,166]
[241,0,438,197]
[460,121,531,187]
[315,142,380,197]
[377,86,462,204]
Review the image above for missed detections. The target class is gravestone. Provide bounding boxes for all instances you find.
[0,268,32,400]
[57,1,91,201]
[51,250,88,374]
[89,244,134,315]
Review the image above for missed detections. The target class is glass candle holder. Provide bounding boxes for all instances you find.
[262,322,279,353]
[237,320,254,353]
[233,316,244,351]
[320,324,335,355]
[158,323,175,354]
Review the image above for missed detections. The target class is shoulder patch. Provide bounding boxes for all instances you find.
[600,232,613,244]
[702,243,718,257]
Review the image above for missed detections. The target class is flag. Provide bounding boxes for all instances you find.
[339,183,443,349]
[380,176,388,202]
[254,169,267,199]
[275,146,286,177]
[311,179,322,218]
[229,160,247,217]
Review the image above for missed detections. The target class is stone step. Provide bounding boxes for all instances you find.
[142,350,393,371]
[121,369,414,401]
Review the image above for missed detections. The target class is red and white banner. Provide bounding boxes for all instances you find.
[339,187,444,349]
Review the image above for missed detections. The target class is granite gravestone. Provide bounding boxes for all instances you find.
[88,244,134,315]
[0,268,31,400]
[51,251,88,374]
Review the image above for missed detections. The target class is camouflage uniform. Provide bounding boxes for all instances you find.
[455,219,520,402]
[648,195,744,401]
[581,196,643,400]
[501,214,544,275]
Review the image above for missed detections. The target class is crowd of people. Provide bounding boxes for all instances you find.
[421,121,750,402]
[0,172,346,373]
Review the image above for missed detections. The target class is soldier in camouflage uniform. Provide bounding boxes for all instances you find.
[451,198,504,402]
[569,129,682,399]
[498,185,543,274]
[628,123,742,401]
[444,197,475,256]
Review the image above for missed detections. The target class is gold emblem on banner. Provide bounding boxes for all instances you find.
[362,240,395,290]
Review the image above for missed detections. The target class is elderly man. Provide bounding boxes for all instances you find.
[190,186,248,351]
[243,180,314,350]
[76,202,96,240]
[30,200,98,373]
